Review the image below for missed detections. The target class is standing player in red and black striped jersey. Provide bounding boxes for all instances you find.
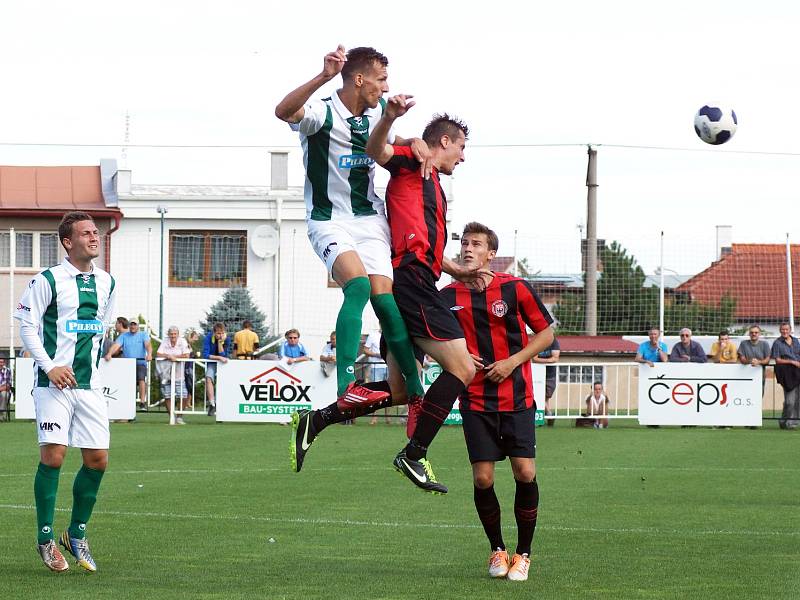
[441,222,554,582]
[366,95,491,494]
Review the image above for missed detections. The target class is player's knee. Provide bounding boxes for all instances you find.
[343,276,371,305]
[40,445,66,468]
[513,465,536,483]
[473,472,495,489]
[455,359,477,385]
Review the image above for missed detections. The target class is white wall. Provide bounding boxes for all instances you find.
[111,210,379,356]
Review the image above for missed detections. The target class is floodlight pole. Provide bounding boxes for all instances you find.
[787,233,795,333]
[659,231,665,336]
[585,146,598,336]
[157,206,168,338]
[8,228,15,360]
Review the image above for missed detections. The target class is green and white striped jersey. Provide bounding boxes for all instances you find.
[291,91,396,221]
[15,258,116,390]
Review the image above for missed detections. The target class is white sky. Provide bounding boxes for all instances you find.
[2,0,799,275]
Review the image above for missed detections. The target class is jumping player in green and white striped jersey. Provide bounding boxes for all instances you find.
[14,212,117,573]
[276,45,431,473]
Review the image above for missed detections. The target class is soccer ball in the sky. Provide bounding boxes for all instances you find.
[694,105,737,145]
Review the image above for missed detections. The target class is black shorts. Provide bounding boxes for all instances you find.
[461,407,536,463]
[392,264,464,341]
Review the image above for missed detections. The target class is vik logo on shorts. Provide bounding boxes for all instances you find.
[323,242,338,260]
[66,319,103,334]
[40,422,62,431]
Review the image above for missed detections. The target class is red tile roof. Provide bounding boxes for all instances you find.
[489,256,514,273]
[0,166,105,210]
[557,336,639,354]
[676,244,800,320]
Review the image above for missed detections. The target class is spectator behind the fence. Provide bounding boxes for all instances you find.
[105,319,152,409]
[770,322,800,430]
[0,357,11,422]
[279,329,310,365]
[184,329,200,400]
[202,323,231,416]
[584,381,610,429]
[156,326,191,425]
[635,327,668,367]
[363,330,387,382]
[234,320,259,360]
[320,331,337,377]
[102,316,128,357]
[533,337,560,426]
[669,328,707,363]
[710,330,738,363]
[738,325,771,395]
[362,330,390,425]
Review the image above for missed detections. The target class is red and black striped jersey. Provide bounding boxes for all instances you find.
[383,145,448,278]
[440,273,553,412]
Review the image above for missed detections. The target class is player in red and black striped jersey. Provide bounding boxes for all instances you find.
[366,95,492,494]
[442,222,554,581]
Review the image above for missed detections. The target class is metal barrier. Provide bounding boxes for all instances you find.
[154,357,214,424]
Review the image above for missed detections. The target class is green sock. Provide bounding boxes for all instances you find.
[371,293,425,397]
[336,277,371,396]
[68,465,105,539]
[34,462,60,544]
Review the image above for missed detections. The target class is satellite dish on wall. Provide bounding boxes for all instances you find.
[250,225,279,259]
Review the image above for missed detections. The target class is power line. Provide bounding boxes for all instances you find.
[0,140,799,157]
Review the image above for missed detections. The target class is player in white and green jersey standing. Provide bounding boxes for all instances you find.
[276,46,432,472]
[14,211,117,573]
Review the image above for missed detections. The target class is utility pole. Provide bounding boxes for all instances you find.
[157,206,168,338]
[585,146,598,336]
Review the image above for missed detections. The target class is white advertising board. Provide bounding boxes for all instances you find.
[215,360,337,423]
[14,357,137,421]
[638,363,763,426]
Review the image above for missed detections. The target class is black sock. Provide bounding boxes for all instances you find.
[317,380,394,427]
[474,485,504,551]
[514,478,539,556]
[406,371,465,460]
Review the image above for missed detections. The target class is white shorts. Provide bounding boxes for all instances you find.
[307,214,393,279]
[33,387,110,449]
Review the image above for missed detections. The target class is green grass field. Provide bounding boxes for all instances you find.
[1,415,798,599]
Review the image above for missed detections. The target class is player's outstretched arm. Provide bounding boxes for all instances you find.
[274,45,346,123]
[366,94,416,165]
[442,257,493,292]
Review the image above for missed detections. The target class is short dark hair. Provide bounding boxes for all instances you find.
[749,324,761,332]
[243,320,253,329]
[422,113,469,146]
[116,317,129,328]
[593,381,603,387]
[719,330,729,337]
[213,322,225,331]
[342,47,388,80]
[462,222,499,252]
[285,328,300,338]
[58,211,95,248]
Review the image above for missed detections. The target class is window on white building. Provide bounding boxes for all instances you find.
[0,231,61,269]
[169,230,247,287]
